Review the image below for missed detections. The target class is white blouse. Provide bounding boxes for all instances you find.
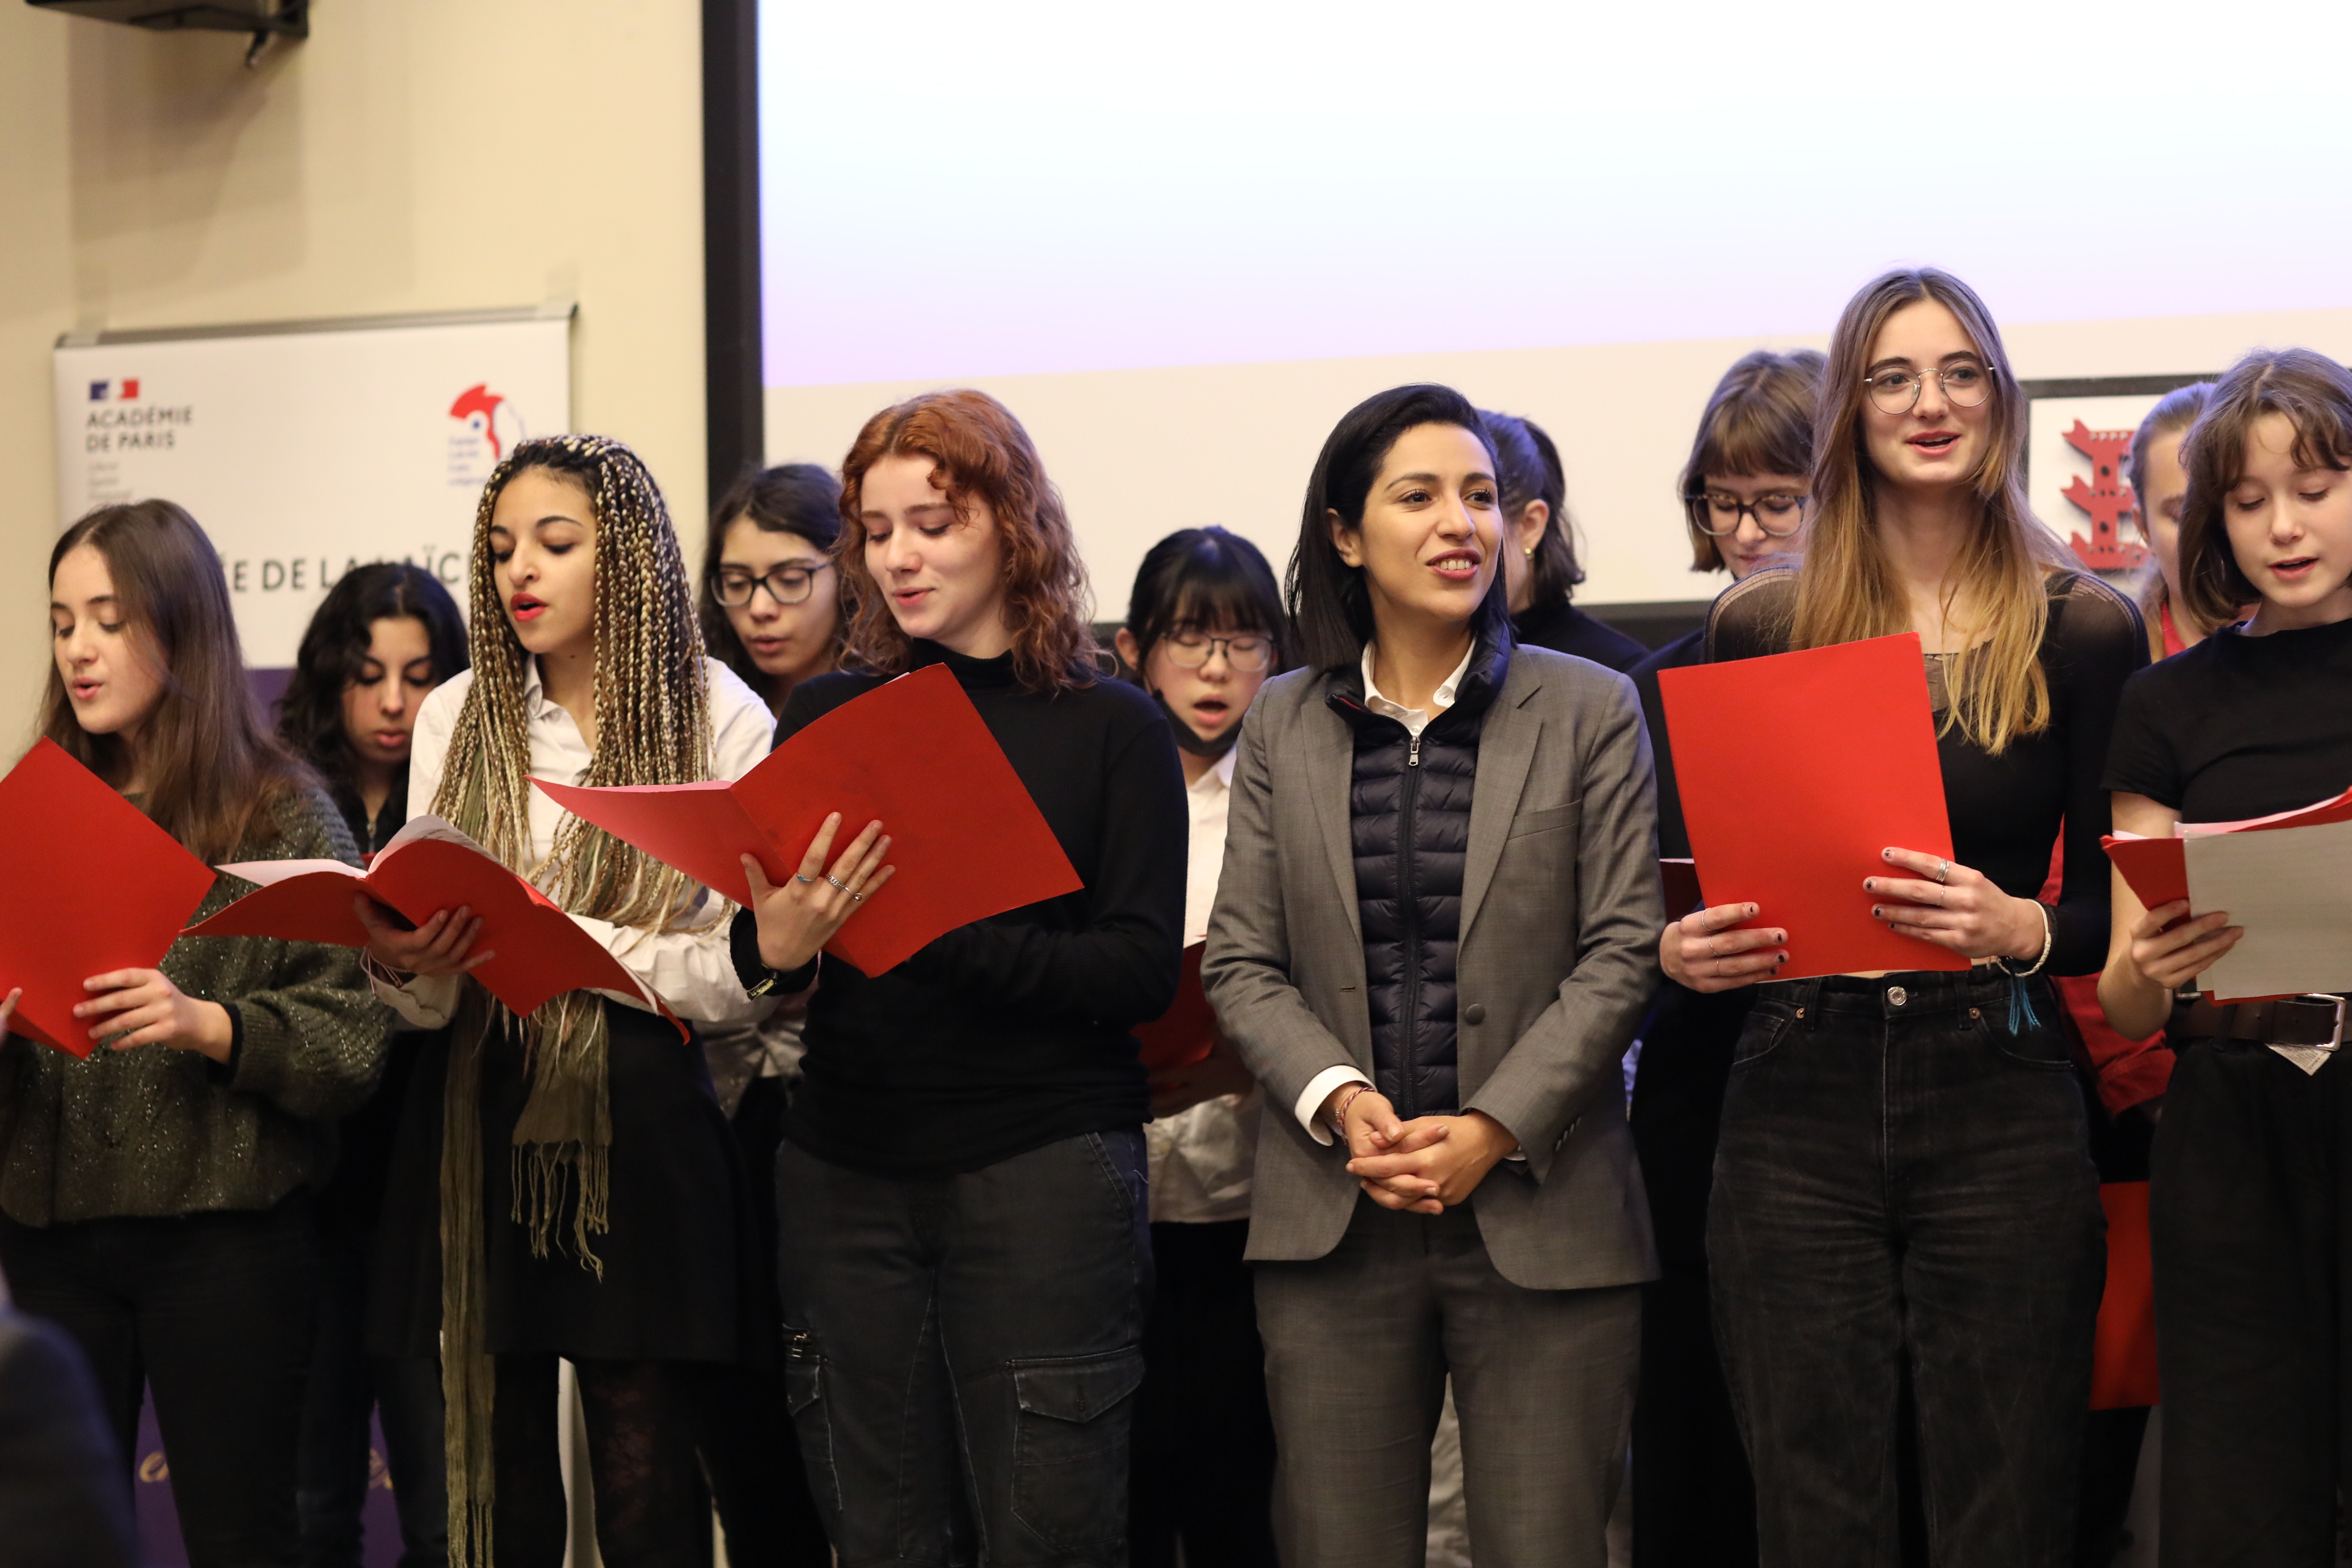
[372,655,775,1030]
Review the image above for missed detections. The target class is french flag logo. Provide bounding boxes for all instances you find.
[86,378,141,401]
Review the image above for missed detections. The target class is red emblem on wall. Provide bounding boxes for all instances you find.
[2059,420,2147,572]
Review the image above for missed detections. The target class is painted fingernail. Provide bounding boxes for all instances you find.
[1864,879,1875,891]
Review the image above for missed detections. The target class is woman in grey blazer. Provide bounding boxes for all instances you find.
[1203,384,1664,1568]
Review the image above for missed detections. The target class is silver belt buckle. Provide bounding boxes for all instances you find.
[2293,995,2347,1052]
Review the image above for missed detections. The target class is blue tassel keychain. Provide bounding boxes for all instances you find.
[2005,974,2044,1035]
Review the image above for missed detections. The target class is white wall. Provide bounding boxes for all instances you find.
[768,306,2352,620]
[0,0,709,752]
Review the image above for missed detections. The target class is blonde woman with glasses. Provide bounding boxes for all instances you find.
[1664,270,2146,1567]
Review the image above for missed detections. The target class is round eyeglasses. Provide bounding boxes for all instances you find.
[1163,632,1273,672]
[713,562,830,608]
[1685,491,1807,538]
[1864,361,1994,415]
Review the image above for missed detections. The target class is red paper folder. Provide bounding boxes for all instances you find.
[185,816,682,1034]
[1135,942,1213,1071]
[2104,783,2352,915]
[0,738,218,1057]
[1658,634,1969,979]
[2090,1181,2160,1410]
[536,664,1083,976]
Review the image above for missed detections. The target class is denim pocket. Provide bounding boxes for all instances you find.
[1729,1006,1797,1070]
[780,1330,842,1522]
[1008,1347,1146,1551]
[1985,1005,2075,1069]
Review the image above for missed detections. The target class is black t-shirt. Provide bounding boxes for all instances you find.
[2103,614,2352,822]
[738,641,1188,1178]
[1709,567,2148,976]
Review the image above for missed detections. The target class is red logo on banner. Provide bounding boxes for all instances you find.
[2060,420,2147,572]
[448,384,512,459]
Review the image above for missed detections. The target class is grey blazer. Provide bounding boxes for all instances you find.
[1203,645,1663,1291]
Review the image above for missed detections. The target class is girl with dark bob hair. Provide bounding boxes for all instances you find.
[734,388,1187,1564]
[1480,409,1645,671]
[1207,382,1663,1564]
[1,501,386,1566]
[1114,525,1286,1566]
[2099,346,2352,1563]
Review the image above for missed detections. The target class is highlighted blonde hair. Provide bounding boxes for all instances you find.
[1795,268,2071,753]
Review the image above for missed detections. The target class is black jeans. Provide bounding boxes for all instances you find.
[2149,1038,2352,1566]
[776,1129,1151,1567]
[1708,971,2104,1568]
[1129,1218,1278,1568]
[0,1194,320,1568]
[297,1224,446,1568]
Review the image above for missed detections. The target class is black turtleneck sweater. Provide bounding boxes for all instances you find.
[732,642,1188,1178]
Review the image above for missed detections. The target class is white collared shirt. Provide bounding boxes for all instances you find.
[1149,745,1260,1224]
[1290,640,1477,1141]
[371,655,777,1030]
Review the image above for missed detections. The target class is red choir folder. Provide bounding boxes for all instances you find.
[535,663,1083,976]
[0,738,218,1057]
[185,816,683,1034]
[1657,634,1969,979]
[1135,942,1213,1071]
[2104,783,2352,914]
[2090,1181,2160,1410]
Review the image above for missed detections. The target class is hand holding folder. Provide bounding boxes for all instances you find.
[186,815,682,1031]
[0,739,218,1057]
[537,664,1083,975]
[1658,634,1969,980]
[2104,785,2352,1003]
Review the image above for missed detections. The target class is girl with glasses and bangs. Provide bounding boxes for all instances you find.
[1667,269,2147,1566]
[1113,526,1286,1568]
[2096,348,2352,1565]
[1624,345,1822,1568]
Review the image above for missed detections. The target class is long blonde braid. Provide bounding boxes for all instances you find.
[430,434,717,1568]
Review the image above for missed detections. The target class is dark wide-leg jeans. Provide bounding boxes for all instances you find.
[1708,971,2105,1568]
[775,1129,1152,1567]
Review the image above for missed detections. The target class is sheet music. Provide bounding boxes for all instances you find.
[2186,817,2352,1002]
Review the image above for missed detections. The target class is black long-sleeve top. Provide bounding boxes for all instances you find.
[731,641,1188,1177]
[1708,567,2147,977]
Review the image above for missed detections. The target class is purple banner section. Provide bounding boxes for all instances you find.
[133,1387,406,1567]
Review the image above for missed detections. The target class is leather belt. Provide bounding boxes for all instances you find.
[2174,994,2347,1050]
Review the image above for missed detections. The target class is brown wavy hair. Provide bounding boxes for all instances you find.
[1794,268,2071,753]
[2178,348,2352,629]
[42,500,313,861]
[1678,349,1828,571]
[836,389,1097,694]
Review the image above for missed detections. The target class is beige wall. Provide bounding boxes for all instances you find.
[769,306,2352,621]
[0,0,708,751]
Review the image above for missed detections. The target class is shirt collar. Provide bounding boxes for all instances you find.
[1358,640,1475,726]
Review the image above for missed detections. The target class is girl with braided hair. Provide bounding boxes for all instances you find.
[356,435,777,1568]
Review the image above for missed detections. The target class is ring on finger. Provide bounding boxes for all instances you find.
[793,873,818,885]
[825,875,852,892]
[1934,858,1951,885]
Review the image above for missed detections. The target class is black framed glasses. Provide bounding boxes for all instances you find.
[1685,490,1807,538]
[1864,360,1994,415]
[713,562,830,608]
[1163,631,1273,672]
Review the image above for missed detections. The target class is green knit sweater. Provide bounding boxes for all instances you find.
[0,783,391,1226]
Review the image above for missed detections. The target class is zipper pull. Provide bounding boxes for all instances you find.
[1408,733,1423,768]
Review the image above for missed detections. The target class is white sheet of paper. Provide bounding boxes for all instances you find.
[2185,817,2352,1002]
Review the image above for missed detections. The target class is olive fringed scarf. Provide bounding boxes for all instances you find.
[438,986,614,1568]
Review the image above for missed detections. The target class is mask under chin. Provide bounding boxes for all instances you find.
[1154,690,1241,760]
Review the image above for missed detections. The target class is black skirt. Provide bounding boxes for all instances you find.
[368,1002,771,1364]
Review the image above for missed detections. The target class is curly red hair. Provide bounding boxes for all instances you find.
[837,388,1098,693]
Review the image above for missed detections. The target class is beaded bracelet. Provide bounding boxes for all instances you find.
[1994,899,2055,978]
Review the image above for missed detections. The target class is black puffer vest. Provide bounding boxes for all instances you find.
[1329,634,1513,1119]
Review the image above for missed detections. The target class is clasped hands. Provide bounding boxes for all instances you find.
[1323,1084,1518,1216]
